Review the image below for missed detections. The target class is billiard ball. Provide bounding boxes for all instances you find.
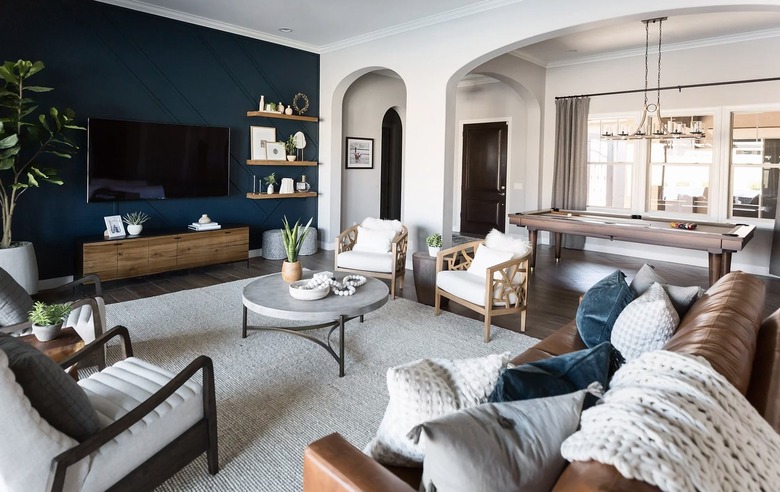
[567,213,572,217]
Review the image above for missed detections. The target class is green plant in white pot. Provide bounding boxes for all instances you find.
[0,60,84,292]
[280,216,312,283]
[123,211,150,236]
[28,300,72,342]
[426,233,443,256]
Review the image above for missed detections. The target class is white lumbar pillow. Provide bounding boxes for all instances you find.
[611,282,680,360]
[485,229,531,258]
[352,226,396,254]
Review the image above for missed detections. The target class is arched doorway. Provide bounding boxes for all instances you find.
[381,108,403,220]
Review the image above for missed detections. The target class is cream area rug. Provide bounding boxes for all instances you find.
[103,277,539,491]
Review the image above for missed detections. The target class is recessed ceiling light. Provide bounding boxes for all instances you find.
[279,27,293,33]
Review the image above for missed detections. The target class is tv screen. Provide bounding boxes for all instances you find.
[87,118,230,202]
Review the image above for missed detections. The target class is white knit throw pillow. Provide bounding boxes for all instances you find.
[611,282,679,360]
[364,352,510,466]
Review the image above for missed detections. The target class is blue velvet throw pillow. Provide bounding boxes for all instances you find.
[576,270,634,347]
[488,342,620,409]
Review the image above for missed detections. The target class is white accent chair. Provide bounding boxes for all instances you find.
[335,218,408,299]
[0,325,218,491]
[435,234,531,342]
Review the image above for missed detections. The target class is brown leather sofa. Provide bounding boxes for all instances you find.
[303,271,780,491]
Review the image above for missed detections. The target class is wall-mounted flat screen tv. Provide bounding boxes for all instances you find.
[87,118,230,202]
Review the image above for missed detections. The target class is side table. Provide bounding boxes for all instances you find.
[412,251,447,307]
[20,327,84,380]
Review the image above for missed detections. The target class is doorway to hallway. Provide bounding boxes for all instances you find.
[460,121,508,235]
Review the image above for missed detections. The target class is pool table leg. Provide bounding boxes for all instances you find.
[708,252,732,286]
[554,232,562,262]
[528,229,538,271]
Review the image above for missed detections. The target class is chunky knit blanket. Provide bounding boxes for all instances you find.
[560,350,780,492]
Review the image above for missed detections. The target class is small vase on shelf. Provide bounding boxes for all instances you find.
[267,183,275,194]
[296,175,311,192]
[259,95,265,111]
[199,214,211,224]
[285,106,293,115]
[287,155,296,161]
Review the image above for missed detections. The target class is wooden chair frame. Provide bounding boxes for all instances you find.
[434,240,530,342]
[48,325,218,491]
[334,224,408,299]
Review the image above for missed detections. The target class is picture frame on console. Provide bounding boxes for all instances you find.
[266,141,286,161]
[346,137,373,169]
[104,215,126,238]
[250,126,276,160]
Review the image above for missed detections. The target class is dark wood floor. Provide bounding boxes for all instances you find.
[98,246,780,341]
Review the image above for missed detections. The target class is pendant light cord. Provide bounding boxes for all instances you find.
[656,18,663,108]
[643,20,649,108]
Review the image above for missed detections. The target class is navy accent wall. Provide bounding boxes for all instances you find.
[2,0,319,279]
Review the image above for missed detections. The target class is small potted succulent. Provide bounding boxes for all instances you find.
[28,301,72,342]
[280,216,312,283]
[264,173,277,194]
[285,135,297,161]
[123,211,150,236]
[426,233,443,256]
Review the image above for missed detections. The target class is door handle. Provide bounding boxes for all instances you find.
[498,193,506,196]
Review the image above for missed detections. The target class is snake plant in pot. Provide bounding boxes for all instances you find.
[280,216,312,283]
[0,60,84,293]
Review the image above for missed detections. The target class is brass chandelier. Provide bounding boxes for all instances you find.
[602,17,704,141]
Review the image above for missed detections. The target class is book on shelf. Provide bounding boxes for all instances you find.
[188,222,221,231]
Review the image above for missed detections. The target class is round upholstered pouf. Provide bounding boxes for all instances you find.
[262,228,318,260]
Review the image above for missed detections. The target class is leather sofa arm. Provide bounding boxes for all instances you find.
[553,461,661,491]
[303,433,415,492]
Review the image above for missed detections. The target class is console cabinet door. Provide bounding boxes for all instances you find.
[83,243,118,280]
[117,239,149,278]
[148,237,177,274]
[176,234,211,268]
[223,228,250,262]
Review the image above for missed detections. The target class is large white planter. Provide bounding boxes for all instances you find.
[0,241,38,294]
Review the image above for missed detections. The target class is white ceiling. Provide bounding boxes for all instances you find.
[96,0,780,62]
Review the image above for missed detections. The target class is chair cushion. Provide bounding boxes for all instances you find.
[0,332,100,441]
[484,229,531,258]
[611,282,680,360]
[416,390,588,492]
[466,245,513,280]
[576,270,634,347]
[488,341,616,409]
[361,217,404,234]
[0,267,33,327]
[353,226,396,254]
[0,349,90,492]
[437,270,525,307]
[630,264,703,319]
[77,357,203,492]
[337,250,394,273]
[364,352,510,467]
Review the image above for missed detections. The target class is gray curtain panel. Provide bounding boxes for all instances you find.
[552,97,590,250]
[770,172,780,276]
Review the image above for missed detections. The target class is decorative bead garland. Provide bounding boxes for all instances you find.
[297,272,366,296]
[292,93,309,115]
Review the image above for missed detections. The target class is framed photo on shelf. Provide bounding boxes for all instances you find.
[250,126,276,160]
[266,141,286,161]
[346,137,373,169]
[104,215,125,238]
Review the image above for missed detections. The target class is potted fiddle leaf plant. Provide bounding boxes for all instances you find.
[426,233,443,256]
[280,216,312,283]
[0,60,84,293]
[28,300,72,342]
[285,134,297,161]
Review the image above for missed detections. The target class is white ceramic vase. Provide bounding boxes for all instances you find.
[287,155,296,161]
[127,224,143,236]
[267,183,275,194]
[0,241,38,294]
[428,246,441,256]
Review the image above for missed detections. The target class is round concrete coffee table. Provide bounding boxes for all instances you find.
[242,272,389,376]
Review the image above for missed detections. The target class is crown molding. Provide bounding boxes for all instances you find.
[92,0,321,53]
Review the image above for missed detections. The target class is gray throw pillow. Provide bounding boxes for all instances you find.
[629,264,702,319]
[0,333,99,441]
[0,268,33,326]
[413,390,588,492]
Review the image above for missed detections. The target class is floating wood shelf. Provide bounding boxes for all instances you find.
[246,111,318,122]
[246,192,317,200]
[246,160,318,166]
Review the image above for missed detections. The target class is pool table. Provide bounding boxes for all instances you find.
[509,209,756,285]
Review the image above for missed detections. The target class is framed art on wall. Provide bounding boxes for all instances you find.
[266,141,286,161]
[346,137,373,169]
[250,126,276,160]
[104,215,125,238]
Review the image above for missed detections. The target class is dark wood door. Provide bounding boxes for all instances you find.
[381,109,403,220]
[460,122,508,235]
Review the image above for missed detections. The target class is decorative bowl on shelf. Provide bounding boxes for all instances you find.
[289,280,330,300]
